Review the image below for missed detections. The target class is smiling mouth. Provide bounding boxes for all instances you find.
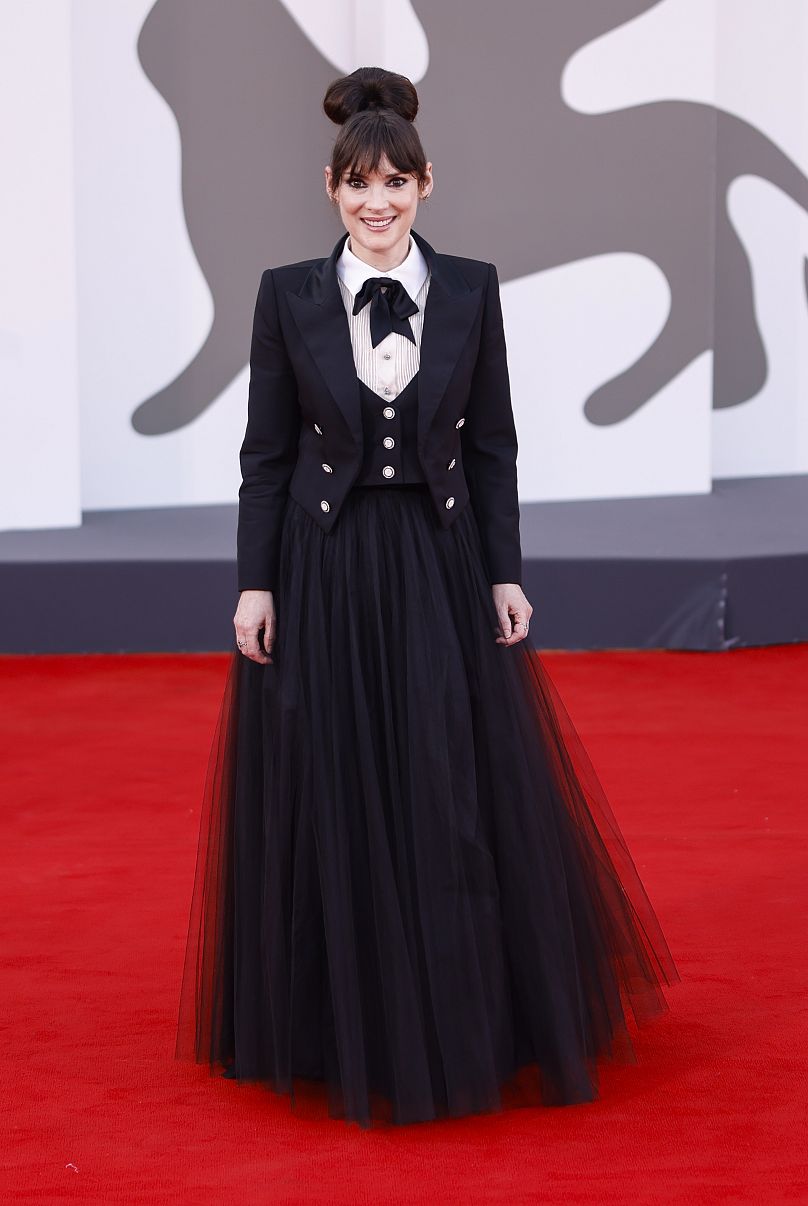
[361,216,397,230]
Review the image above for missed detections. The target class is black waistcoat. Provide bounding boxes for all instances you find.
[352,371,426,487]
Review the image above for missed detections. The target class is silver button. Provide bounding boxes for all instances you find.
[382,465,395,479]
[314,422,323,436]
[383,406,396,419]
[322,463,333,473]
[445,496,455,508]
[383,353,392,360]
[447,458,456,470]
[320,499,330,512]
[384,388,392,395]
[455,417,465,429]
[383,436,395,449]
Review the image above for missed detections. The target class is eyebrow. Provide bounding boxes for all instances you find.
[345,170,406,179]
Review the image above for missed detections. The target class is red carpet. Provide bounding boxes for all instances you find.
[2,646,807,1204]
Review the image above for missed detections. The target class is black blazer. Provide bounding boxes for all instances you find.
[237,227,522,592]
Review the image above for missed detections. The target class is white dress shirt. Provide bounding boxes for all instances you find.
[336,233,431,400]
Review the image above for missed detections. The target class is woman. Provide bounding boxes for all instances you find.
[175,67,678,1129]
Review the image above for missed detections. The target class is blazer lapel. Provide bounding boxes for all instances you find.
[285,231,363,443]
[285,226,482,448]
[411,228,482,447]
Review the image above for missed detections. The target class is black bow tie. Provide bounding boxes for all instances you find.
[352,276,419,348]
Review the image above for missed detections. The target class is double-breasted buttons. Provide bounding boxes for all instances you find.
[383,436,395,449]
[314,422,323,436]
[320,499,330,512]
[445,496,455,508]
[382,465,395,479]
[455,416,465,429]
[322,463,333,473]
[447,457,456,470]
[383,406,396,419]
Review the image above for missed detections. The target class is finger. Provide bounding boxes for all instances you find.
[262,613,276,656]
[245,627,269,664]
[240,626,268,664]
[495,605,512,641]
[513,616,528,643]
[497,609,527,646]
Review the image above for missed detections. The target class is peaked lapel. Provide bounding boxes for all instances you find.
[285,227,482,448]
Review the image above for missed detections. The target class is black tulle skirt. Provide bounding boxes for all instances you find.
[175,482,678,1128]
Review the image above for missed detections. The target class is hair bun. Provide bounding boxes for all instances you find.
[323,67,419,126]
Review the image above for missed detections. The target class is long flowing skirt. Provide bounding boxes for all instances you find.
[175,482,678,1128]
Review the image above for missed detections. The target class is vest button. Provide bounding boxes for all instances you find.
[455,416,465,429]
[383,436,395,449]
[320,499,330,512]
[382,465,395,478]
[314,422,323,435]
[383,406,396,419]
[447,458,456,470]
[445,496,455,508]
[322,463,333,473]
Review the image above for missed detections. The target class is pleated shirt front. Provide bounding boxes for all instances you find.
[336,233,431,487]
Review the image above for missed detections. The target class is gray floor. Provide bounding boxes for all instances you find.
[519,473,808,559]
[1,473,805,563]
[2,474,806,652]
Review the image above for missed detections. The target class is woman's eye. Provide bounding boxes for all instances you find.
[347,177,407,188]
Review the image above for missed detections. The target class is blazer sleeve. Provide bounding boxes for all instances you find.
[461,262,523,586]
[236,268,301,592]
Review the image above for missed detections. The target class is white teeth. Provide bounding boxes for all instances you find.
[363,217,394,228]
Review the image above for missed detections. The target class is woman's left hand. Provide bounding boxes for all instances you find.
[492,583,533,646]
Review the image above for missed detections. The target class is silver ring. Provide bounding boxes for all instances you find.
[237,639,247,648]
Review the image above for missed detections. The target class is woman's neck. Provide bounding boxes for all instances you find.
[347,232,411,273]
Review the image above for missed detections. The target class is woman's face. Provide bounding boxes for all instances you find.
[325,153,433,266]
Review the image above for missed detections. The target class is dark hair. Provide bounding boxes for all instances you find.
[323,67,429,196]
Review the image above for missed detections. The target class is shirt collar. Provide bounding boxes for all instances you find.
[337,231,429,301]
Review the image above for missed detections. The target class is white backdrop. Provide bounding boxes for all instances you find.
[1,0,807,531]
[564,0,808,479]
[0,2,81,530]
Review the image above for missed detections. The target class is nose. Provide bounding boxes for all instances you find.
[364,183,391,212]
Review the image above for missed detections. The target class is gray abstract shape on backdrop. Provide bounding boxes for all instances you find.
[133,0,340,436]
[133,0,808,436]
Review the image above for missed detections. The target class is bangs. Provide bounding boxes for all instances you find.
[336,111,425,184]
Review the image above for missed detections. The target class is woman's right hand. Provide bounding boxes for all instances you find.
[234,590,275,664]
